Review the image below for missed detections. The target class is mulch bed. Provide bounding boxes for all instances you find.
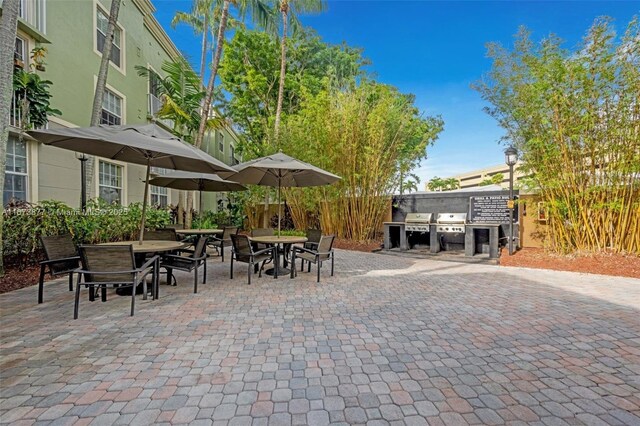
[0,265,43,294]
[333,238,383,253]
[499,247,640,279]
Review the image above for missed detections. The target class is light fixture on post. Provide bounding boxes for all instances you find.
[75,152,88,211]
[504,145,518,255]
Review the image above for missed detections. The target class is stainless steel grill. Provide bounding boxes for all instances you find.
[405,213,433,232]
[436,213,467,234]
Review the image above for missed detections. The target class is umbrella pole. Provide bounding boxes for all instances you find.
[199,187,204,218]
[138,158,151,245]
[278,176,282,237]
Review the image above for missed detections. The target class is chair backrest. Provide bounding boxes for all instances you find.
[79,245,136,283]
[317,235,335,260]
[41,234,78,274]
[222,226,238,240]
[306,229,322,244]
[144,228,177,241]
[230,234,252,257]
[251,228,274,238]
[193,236,208,259]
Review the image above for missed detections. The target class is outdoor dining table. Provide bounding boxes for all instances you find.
[249,235,308,277]
[176,229,223,236]
[98,240,187,299]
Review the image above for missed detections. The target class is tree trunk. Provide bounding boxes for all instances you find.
[186,191,194,228]
[200,13,208,82]
[88,0,122,201]
[177,191,185,225]
[273,9,288,141]
[194,0,229,150]
[0,0,21,277]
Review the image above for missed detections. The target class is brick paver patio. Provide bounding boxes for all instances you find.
[1,249,639,425]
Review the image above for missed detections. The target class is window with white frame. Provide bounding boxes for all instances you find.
[230,145,239,165]
[96,7,122,68]
[14,37,27,63]
[101,89,122,125]
[150,167,168,207]
[99,161,122,205]
[217,131,224,155]
[4,137,28,206]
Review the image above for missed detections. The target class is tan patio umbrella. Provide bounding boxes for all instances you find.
[29,123,235,243]
[147,170,247,214]
[221,152,341,236]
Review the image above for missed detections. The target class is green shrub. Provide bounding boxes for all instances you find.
[2,199,170,268]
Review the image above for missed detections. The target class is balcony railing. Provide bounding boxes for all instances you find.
[10,95,25,129]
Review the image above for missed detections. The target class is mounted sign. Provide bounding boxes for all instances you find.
[469,195,518,224]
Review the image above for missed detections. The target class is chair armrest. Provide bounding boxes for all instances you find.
[292,246,317,256]
[253,247,276,256]
[40,255,80,265]
[75,268,138,275]
[175,248,195,255]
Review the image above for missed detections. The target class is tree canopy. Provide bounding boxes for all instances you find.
[219,28,369,156]
[474,17,639,253]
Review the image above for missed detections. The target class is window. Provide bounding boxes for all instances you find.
[96,7,121,68]
[99,161,122,205]
[14,37,27,62]
[150,167,168,207]
[4,137,28,205]
[230,145,239,165]
[217,132,224,154]
[101,89,122,125]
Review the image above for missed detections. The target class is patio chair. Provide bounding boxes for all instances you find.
[208,226,238,262]
[160,237,208,293]
[230,234,277,284]
[300,229,322,270]
[304,229,322,250]
[290,235,336,283]
[144,228,178,241]
[75,245,158,319]
[38,234,81,304]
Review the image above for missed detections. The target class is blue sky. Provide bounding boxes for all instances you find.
[154,1,639,186]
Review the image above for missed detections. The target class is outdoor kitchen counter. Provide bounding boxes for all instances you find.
[383,222,407,251]
[465,223,501,259]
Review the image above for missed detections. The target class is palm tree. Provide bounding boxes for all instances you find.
[193,0,275,151]
[136,59,223,142]
[137,59,224,226]
[173,0,244,81]
[87,0,122,200]
[273,0,326,140]
[0,0,21,276]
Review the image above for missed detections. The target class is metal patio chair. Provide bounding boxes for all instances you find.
[38,234,81,304]
[230,234,277,284]
[75,245,158,319]
[290,235,336,283]
[161,237,208,293]
[208,226,238,262]
[144,228,178,241]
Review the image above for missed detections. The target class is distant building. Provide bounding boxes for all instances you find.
[4,0,240,211]
[427,162,525,191]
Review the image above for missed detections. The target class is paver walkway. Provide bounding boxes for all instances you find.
[1,249,639,425]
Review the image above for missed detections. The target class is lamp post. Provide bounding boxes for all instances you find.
[504,146,518,255]
[76,153,88,211]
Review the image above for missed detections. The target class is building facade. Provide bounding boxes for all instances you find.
[4,0,240,211]
[428,162,525,191]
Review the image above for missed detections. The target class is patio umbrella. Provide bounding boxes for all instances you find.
[147,170,247,214]
[29,123,235,243]
[221,152,341,236]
